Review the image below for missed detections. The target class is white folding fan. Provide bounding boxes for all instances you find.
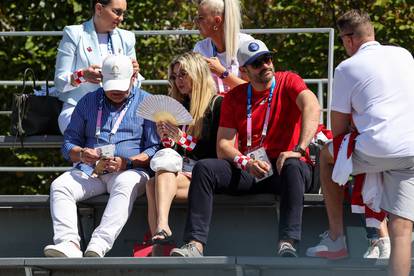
[136,95,193,125]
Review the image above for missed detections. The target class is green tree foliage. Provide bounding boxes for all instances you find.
[0,0,412,194]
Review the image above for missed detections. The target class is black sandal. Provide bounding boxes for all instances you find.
[151,229,174,245]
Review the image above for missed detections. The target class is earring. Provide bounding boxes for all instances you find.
[213,26,218,31]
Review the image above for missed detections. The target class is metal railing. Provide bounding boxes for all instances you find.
[0,78,329,117]
[0,28,334,173]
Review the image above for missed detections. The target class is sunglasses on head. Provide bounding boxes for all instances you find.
[250,54,273,69]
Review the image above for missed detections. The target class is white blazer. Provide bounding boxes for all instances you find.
[54,18,136,105]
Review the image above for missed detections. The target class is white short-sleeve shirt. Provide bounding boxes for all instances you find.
[331,41,414,157]
[193,33,254,76]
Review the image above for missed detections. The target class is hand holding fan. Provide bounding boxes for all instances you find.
[136,95,193,125]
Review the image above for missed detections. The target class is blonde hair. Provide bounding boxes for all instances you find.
[168,52,216,138]
[199,0,241,66]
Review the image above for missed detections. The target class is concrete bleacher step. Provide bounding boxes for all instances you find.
[0,193,413,275]
[0,257,409,276]
[0,193,383,257]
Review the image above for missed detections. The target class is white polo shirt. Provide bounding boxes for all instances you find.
[331,41,414,157]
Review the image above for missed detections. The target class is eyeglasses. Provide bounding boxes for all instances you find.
[250,54,273,69]
[337,32,354,44]
[101,4,128,17]
[169,71,188,81]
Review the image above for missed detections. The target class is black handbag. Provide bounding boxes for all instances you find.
[10,68,62,139]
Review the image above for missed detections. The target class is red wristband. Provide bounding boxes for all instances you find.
[161,137,175,148]
[233,154,251,171]
[73,70,85,85]
[177,132,197,151]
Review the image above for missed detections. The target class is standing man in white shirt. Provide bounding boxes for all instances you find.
[306,10,414,276]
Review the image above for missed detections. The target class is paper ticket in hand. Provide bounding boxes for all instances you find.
[95,144,115,158]
[246,147,273,182]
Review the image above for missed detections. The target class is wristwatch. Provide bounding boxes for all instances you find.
[126,159,134,170]
[219,70,229,79]
[293,145,306,156]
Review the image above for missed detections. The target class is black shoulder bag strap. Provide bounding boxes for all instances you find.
[15,68,36,146]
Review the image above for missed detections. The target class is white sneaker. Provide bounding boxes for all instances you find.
[363,239,380,258]
[378,237,391,259]
[44,241,82,258]
[363,237,391,259]
[84,250,102,257]
[84,244,104,257]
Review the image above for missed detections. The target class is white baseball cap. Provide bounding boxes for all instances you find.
[102,55,133,92]
[237,39,273,67]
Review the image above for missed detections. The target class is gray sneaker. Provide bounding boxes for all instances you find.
[306,231,348,260]
[277,241,298,257]
[170,243,203,257]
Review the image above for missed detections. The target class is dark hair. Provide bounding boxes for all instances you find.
[90,0,112,15]
[336,9,374,37]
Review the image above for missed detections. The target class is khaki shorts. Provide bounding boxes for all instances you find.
[328,142,414,222]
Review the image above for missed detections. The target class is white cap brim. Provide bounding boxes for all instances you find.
[103,79,130,92]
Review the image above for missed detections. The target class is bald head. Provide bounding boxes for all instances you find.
[337,10,375,41]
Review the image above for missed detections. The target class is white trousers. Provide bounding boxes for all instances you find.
[58,102,75,134]
[50,169,148,256]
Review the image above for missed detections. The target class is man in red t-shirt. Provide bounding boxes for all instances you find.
[170,39,320,257]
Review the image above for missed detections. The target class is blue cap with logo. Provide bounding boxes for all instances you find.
[237,39,272,67]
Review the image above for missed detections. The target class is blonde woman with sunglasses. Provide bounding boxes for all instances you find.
[145,52,223,256]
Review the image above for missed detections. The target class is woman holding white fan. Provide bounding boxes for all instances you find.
[145,52,222,256]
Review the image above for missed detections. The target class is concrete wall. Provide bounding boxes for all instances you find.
[0,198,402,258]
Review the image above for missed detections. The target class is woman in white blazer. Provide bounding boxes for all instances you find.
[55,0,140,133]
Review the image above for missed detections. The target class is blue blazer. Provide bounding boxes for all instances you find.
[54,18,136,105]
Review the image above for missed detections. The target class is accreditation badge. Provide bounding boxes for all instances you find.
[245,146,273,182]
[92,143,116,177]
[94,143,115,158]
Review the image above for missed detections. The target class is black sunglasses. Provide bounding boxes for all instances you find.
[337,32,354,44]
[101,4,128,17]
[169,70,188,81]
[250,54,273,69]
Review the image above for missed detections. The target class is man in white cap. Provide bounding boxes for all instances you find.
[170,39,320,257]
[44,55,159,258]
